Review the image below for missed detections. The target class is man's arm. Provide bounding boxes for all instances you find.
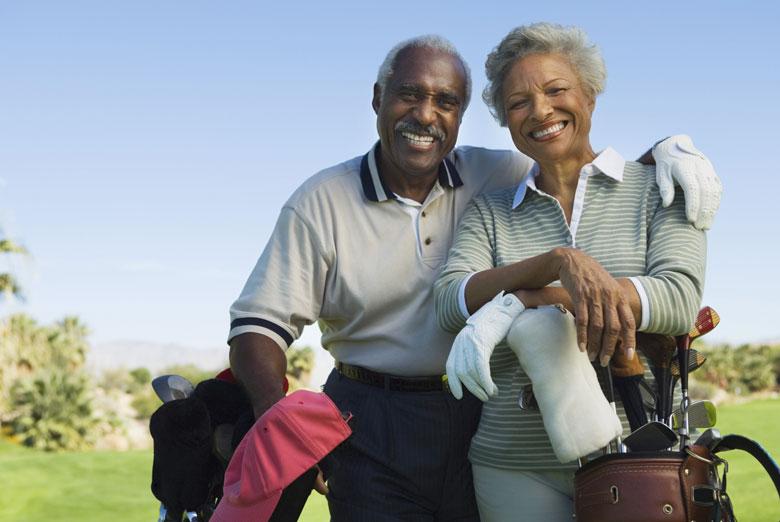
[229,332,287,418]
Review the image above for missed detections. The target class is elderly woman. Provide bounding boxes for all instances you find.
[434,23,707,520]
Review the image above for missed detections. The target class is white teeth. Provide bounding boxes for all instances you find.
[531,122,565,139]
[401,131,435,144]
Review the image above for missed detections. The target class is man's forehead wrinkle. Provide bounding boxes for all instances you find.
[396,83,458,96]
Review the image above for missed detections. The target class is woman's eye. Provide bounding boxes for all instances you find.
[509,100,529,110]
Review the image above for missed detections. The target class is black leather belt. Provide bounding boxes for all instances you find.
[336,362,446,392]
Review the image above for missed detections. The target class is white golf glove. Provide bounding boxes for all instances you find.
[653,134,722,230]
[446,292,525,402]
[506,305,623,463]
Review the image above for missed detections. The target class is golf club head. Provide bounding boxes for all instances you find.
[152,374,195,403]
[671,349,707,377]
[689,306,720,341]
[623,421,678,452]
[693,428,722,451]
[673,400,717,430]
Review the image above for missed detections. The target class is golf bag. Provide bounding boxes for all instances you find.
[150,373,317,522]
[573,431,780,521]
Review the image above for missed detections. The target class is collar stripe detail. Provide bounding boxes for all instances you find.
[359,154,379,202]
[441,157,463,188]
[359,142,463,202]
[367,145,392,201]
[230,317,294,347]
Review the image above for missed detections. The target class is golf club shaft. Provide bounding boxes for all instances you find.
[676,335,691,448]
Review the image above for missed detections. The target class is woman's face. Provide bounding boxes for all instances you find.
[502,53,595,166]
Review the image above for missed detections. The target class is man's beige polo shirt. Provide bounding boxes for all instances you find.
[229,142,531,376]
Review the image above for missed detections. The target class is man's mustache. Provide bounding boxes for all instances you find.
[394,121,445,141]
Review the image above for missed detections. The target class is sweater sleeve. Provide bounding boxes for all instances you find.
[633,187,706,334]
[434,197,497,333]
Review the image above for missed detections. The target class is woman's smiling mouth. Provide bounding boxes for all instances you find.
[529,121,567,141]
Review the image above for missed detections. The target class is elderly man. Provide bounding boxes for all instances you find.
[228,35,720,520]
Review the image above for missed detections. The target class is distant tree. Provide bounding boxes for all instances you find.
[9,370,97,451]
[286,346,315,390]
[161,363,217,387]
[0,237,27,300]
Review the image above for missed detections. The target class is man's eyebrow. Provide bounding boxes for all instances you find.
[437,91,462,104]
[395,83,424,93]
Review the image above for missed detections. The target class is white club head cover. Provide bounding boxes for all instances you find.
[506,305,623,463]
[446,292,525,402]
[653,134,722,230]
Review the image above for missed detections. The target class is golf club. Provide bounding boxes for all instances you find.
[152,374,195,403]
[636,332,676,425]
[675,334,691,447]
[689,306,720,340]
[672,400,717,430]
[622,421,678,452]
[670,307,720,448]
[151,374,197,522]
[694,428,722,451]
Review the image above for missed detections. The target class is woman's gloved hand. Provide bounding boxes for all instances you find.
[446,292,525,402]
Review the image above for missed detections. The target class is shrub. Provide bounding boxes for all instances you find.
[9,370,97,451]
[696,344,777,395]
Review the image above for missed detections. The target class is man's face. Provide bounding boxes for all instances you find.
[372,46,466,180]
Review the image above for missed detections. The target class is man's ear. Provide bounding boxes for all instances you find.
[372,83,381,114]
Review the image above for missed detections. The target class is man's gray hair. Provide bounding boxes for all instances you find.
[483,22,606,126]
[376,35,472,113]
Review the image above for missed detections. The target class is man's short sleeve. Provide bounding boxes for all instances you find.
[228,206,329,350]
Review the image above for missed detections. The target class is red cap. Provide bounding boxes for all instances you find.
[210,390,351,522]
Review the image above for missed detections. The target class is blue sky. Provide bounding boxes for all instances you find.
[1,1,778,363]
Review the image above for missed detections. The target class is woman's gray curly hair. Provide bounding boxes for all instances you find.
[483,22,606,126]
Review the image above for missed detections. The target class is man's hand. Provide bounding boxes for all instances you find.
[555,248,636,367]
[653,134,722,230]
[446,292,525,402]
[313,466,328,495]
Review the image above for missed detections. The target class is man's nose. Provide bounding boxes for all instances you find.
[413,97,437,125]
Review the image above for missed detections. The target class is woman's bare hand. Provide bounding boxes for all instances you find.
[555,248,636,366]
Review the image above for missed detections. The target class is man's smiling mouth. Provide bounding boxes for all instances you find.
[401,131,436,145]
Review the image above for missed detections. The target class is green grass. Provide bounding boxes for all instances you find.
[1,398,777,521]
[714,398,780,521]
[0,440,156,521]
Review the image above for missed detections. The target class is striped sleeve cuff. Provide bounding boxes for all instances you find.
[457,272,476,319]
[628,277,650,331]
[228,317,294,350]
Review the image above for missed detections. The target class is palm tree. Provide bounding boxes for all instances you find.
[0,236,28,300]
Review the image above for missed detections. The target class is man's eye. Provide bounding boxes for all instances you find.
[398,91,419,101]
[437,97,459,110]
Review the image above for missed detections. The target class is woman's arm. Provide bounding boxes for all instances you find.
[463,247,638,366]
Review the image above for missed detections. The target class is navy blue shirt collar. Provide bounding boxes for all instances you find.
[360,141,463,202]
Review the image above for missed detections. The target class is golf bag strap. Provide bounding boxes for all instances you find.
[712,434,780,498]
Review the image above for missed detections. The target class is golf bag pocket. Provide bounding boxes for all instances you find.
[574,436,780,522]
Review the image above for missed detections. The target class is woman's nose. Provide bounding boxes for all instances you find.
[531,97,553,122]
